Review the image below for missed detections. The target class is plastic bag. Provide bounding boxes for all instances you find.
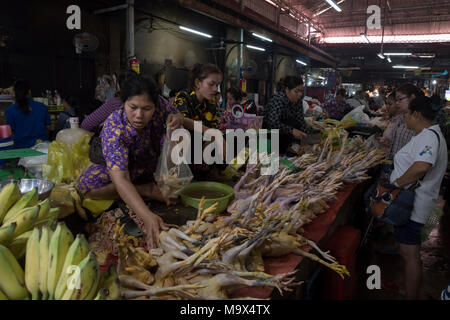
[342,105,371,124]
[42,141,74,184]
[154,127,193,199]
[42,135,92,184]
[18,142,51,178]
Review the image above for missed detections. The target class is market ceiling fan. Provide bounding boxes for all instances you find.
[73,32,99,54]
[243,59,258,79]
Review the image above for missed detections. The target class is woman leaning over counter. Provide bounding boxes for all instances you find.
[77,74,184,248]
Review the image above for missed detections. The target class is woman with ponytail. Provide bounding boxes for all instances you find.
[5,79,50,148]
[263,76,308,154]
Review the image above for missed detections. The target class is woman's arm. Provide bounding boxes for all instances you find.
[393,161,432,187]
[81,97,122,131]
[109,170,167,248]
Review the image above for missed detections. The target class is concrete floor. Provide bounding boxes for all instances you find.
[355,197,450,300]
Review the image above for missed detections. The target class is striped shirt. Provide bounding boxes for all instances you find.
[81,97,122,132]
[387,114,415,160]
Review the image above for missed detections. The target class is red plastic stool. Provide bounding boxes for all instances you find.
[323,225,361,300]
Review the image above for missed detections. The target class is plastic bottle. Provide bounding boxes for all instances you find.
[55,117,92,150]
[55,90,61,105]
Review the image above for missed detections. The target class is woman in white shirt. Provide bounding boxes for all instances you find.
[390,95,447,299]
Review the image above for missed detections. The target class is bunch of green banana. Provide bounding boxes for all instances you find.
[25,227,41,300]
[95,263,121,300]
[61,252,100,300]
[0,244,29,300]
[0,183,60,238]
[0,222,16,246]
[3,206,40,238]
[8,230,33,260]
[54,233,90,299]
[1,217,120,300]
[2,187,38,223]
[47,222,74,299]
[38,225,53,300]
[0,182,21,223]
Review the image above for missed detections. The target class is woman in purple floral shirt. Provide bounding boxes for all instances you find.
[78,74,184,248]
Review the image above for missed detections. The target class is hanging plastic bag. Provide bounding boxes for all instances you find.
[154,127,193,199]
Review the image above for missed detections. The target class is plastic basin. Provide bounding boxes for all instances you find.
[180,182,234,214]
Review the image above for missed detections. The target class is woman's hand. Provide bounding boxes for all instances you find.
[166,113,184,130]
[292,128,307,140]
[143,212,168,249]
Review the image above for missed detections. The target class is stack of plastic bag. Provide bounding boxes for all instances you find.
[18,142,51,178]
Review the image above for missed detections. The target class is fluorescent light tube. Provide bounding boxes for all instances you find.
[246,45,265,51]
[265,0,277,6]
[252,33,272,42]
[179,26,212,38]
[384,53,412,56]
[324,0,343,12]
[323,34,450,43]
[393,65,419,69]
[296,59,307,66]
[387,57,392,63]
[314,0,345,16]
[377,53,385,59]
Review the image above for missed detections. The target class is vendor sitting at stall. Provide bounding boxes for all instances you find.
[173,63,225,180]
[77,74,184,248]
[6,79,50,149]
[262,76,308,154]
[174,63,222,131]
[55,94,79,133]
[321,88,353,120]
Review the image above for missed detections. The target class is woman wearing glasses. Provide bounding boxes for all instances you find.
[386,83,423,160]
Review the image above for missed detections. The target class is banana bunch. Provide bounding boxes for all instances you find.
[0,220,121,300]
[0,183,60,259]
[49,184,88,221]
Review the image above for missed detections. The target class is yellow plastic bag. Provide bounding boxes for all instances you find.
[42,135,92,184]
[71,134,92,179]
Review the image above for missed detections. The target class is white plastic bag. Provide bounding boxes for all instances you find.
[342,105,370,124]
[154,127,193,199]
[18,142,51,178]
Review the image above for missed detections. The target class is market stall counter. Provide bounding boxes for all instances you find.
[231,183,361,299]
[97,181,367,300]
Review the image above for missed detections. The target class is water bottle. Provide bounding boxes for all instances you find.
[441,283,450,300]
